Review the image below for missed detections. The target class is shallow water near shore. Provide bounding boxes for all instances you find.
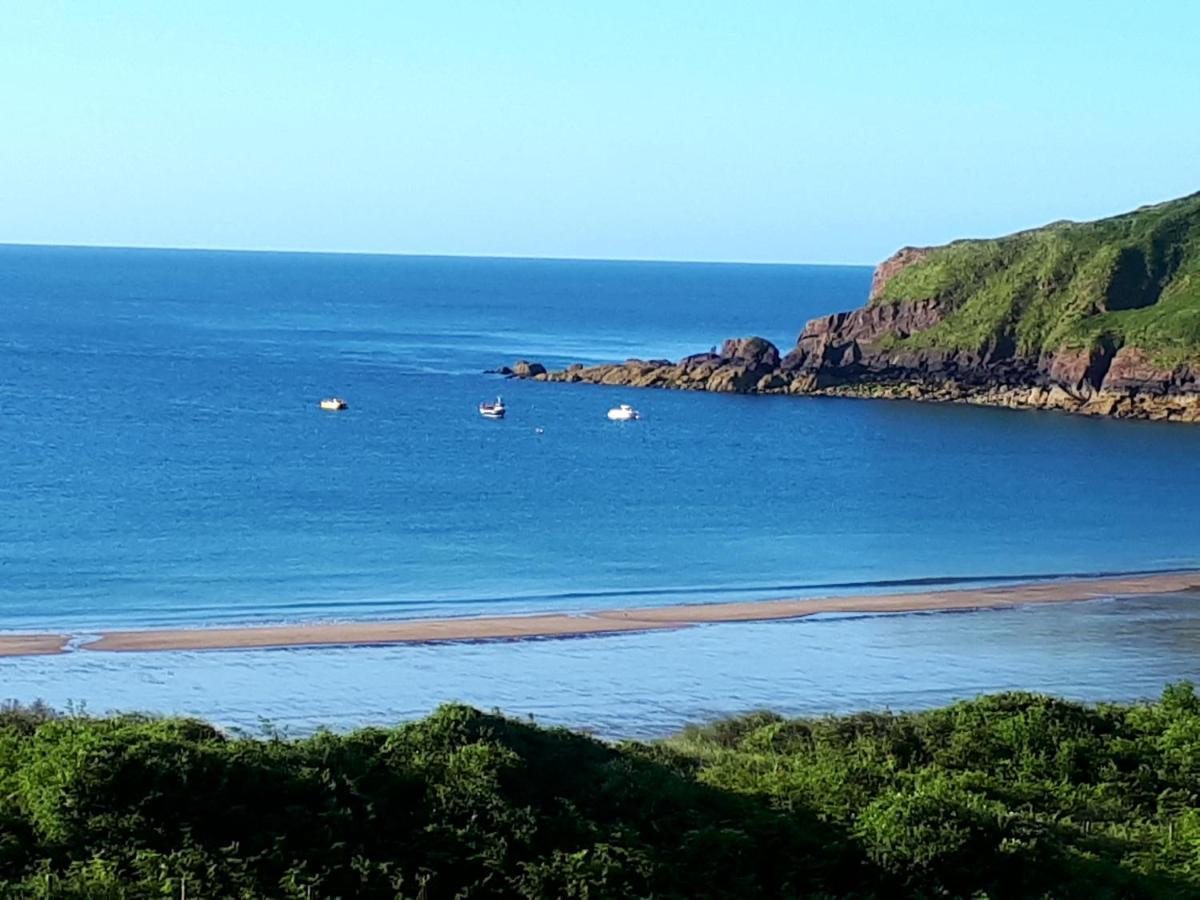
[2,245,1200,727]
[2,593,1199,738]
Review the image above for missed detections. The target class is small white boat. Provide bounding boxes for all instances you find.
[606,403,640,421]
[319,397,348,411]
[479,397,506,419]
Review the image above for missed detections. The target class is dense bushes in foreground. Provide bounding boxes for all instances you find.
[1,687,1200,897]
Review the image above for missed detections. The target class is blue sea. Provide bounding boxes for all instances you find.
[2,244,1199,736]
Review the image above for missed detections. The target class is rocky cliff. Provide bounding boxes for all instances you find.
[506,192,1200,422]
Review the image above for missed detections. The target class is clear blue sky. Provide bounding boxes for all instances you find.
[1,1,1197,264]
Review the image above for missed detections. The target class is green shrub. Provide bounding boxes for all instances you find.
[0,688,1198,896]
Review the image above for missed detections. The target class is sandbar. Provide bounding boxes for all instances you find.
[67,569,1200,656]
[0,634,71,657]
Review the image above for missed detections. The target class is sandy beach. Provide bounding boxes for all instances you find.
[0,570,1182,658]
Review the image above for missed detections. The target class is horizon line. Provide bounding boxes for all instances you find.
[0,239,875,269]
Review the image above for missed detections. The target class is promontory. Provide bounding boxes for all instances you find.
[506,192,1200,421]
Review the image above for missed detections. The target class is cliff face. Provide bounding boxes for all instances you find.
[508,192,1200,422]
[867,246,931,301]
[782,189,1200,412]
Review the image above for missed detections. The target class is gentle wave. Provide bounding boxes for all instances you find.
[14,566,1192,631]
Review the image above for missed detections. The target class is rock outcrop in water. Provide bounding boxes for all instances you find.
[509,192,1200,422]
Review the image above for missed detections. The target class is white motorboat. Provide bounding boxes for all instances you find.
[606,403,640,421]
[479,397,506,419]
[319,397,348,411]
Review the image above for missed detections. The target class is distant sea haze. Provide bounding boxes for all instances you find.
[1,244,1197,632]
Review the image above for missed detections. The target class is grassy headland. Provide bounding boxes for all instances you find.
[874,192,1200,369]
[513,192,1200,420]
[2,686,1200,897]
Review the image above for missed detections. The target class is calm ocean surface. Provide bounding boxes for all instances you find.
[2,244,1198,734]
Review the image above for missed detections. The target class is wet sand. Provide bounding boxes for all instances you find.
[61,570,1200,656]
[0,634,71,657]
[2,572,1195,659]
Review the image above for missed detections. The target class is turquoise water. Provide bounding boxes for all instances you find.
[2,244,1199,732]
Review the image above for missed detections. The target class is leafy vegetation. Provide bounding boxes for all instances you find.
[874,192,1200,366]
[1,687,1200,896]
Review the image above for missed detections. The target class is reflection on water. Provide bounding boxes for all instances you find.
[3,593,1198,739]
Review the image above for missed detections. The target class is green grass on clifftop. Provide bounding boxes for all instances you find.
[874,192,1200,367]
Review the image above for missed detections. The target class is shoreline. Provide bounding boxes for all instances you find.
[507,325,1200,424]
[1,570,1197,659]
[516,360,1200,424]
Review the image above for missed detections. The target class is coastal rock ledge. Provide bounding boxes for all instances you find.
[505,192,1200,423]
[504,337,1200,423]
